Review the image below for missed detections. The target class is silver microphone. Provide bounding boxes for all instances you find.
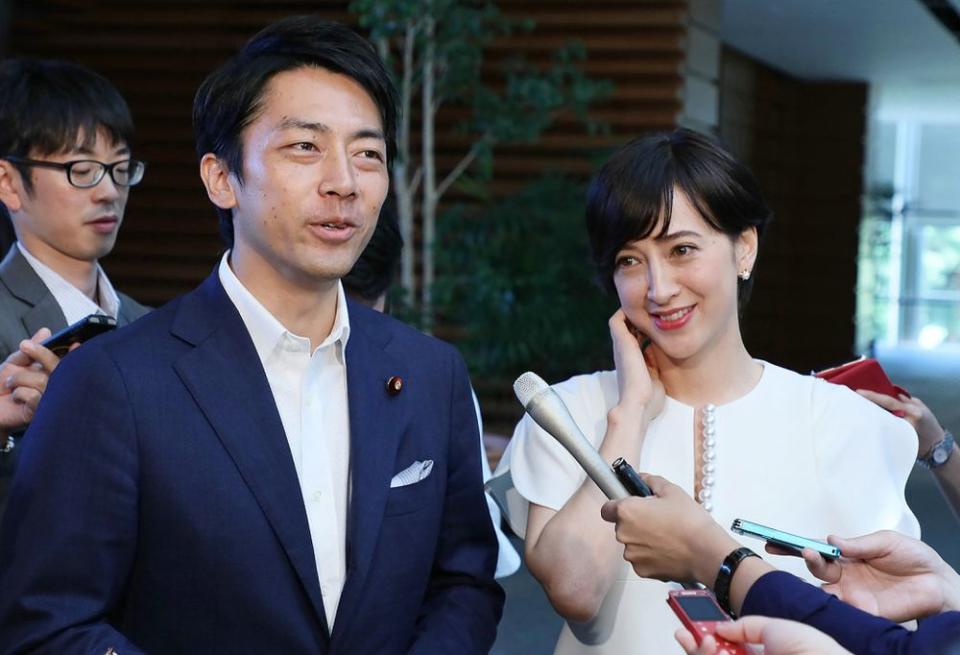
[513,371,630,500]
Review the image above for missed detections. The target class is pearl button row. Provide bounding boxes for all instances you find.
[698,403,716,513]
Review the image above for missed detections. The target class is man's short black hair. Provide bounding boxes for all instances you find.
[0,58,134,194]
[343,198,402,304]
[192,16,399,248]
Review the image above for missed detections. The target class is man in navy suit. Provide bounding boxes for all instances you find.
[0,16,503,654]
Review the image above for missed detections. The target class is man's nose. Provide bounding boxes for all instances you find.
[319,148,358,198]
[91,172,122,202]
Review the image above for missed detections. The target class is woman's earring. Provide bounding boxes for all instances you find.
[738,270,751,280]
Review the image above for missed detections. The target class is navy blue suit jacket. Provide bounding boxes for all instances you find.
[0,273,503,654]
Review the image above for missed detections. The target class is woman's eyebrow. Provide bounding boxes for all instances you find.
[655,230,702,242]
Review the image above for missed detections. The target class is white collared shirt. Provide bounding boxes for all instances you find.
[218,252,351,630]
[17,241,120,323]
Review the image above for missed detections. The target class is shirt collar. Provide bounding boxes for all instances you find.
[217,251,350,365]
[17,241,120,320]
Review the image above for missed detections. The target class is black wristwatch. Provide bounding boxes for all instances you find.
[714,546,760,617]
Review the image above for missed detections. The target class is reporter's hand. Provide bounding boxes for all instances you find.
[0,328,59,435]
[609,309,665,421]
[856,389,943,457]
[801,529,960,621]
[600,474,735,584]
[675,616,851,654]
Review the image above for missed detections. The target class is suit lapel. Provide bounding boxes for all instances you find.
[331,307,408,642]
[171,275,331,639]
[0,246,68,336]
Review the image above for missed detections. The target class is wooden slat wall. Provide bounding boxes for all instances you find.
[720,46,868,373]
[8,0,687,306]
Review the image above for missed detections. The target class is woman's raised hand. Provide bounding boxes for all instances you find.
[609,309,664,421]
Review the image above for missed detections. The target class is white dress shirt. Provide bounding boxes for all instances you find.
[218,252,352,629]
[18,241,120,323]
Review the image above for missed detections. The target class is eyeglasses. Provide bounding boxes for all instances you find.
[2,156,146,189]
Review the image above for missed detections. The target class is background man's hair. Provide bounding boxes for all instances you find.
[0,58,134,195]
[343,198,402,304]
[192,16,399,248]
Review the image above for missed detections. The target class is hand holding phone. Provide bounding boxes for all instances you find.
[41,314,117,357]
[667,589,747,655]
[731,519,840,561]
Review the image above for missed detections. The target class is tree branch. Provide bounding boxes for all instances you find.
[435,134,492,200]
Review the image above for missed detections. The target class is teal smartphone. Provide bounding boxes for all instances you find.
[731,518,841,561]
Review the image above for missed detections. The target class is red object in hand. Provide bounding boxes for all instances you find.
[667,590,748,655]
[815,358,910,417]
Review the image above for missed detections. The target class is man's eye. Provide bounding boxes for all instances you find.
[292,142,317,152]
[359,149,384,162]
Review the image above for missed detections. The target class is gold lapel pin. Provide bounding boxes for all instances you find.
[386,375,403,396]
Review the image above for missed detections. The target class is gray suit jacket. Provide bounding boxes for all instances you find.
[0,245,151,525]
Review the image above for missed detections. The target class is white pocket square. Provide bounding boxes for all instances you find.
[390,459,434,488]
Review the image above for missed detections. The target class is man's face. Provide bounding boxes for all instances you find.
[2,129,130,263]
[225,66,389,289]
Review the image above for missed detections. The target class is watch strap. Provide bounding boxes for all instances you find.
[714,546,759,617]
[918,430,955,470]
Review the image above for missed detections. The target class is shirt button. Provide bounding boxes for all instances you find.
[312,491,322,502]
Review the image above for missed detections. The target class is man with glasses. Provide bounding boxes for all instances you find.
[0,58,149,529]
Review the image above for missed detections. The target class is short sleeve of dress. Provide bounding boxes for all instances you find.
[491,371,618,538]
[810,378,921,539]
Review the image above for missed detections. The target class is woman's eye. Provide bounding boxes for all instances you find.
[616,255,640,268]
[673,245,696,257]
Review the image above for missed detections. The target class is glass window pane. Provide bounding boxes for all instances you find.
[917,124,960,211]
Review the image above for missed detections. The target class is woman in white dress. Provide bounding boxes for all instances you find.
[494,129,920,654]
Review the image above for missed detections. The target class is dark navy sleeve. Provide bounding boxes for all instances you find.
[742,571,960,655]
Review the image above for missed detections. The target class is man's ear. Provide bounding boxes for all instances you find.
[0,160,25,212]
[735,225,758,275]
[199,154,238,211]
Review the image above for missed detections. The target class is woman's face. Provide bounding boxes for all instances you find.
[612,190,757,364]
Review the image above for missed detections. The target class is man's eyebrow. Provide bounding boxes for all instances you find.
[67,143,130,157]
[352,128,385,142]
[655,230,702,242]
[275,118,384,142]
[276,118,328,133]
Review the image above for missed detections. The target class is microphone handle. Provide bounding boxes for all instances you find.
[524,391,631,500]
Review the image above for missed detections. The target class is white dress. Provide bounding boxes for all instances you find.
[494,362,920,654]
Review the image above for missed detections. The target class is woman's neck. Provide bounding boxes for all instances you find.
[653,333,762,407]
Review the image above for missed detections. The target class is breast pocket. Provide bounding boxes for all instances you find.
[383,472,439,517]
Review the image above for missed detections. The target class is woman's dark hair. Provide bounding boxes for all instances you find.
[0,58,134,194]
[193,16,399,248]
[585,128,772,304]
